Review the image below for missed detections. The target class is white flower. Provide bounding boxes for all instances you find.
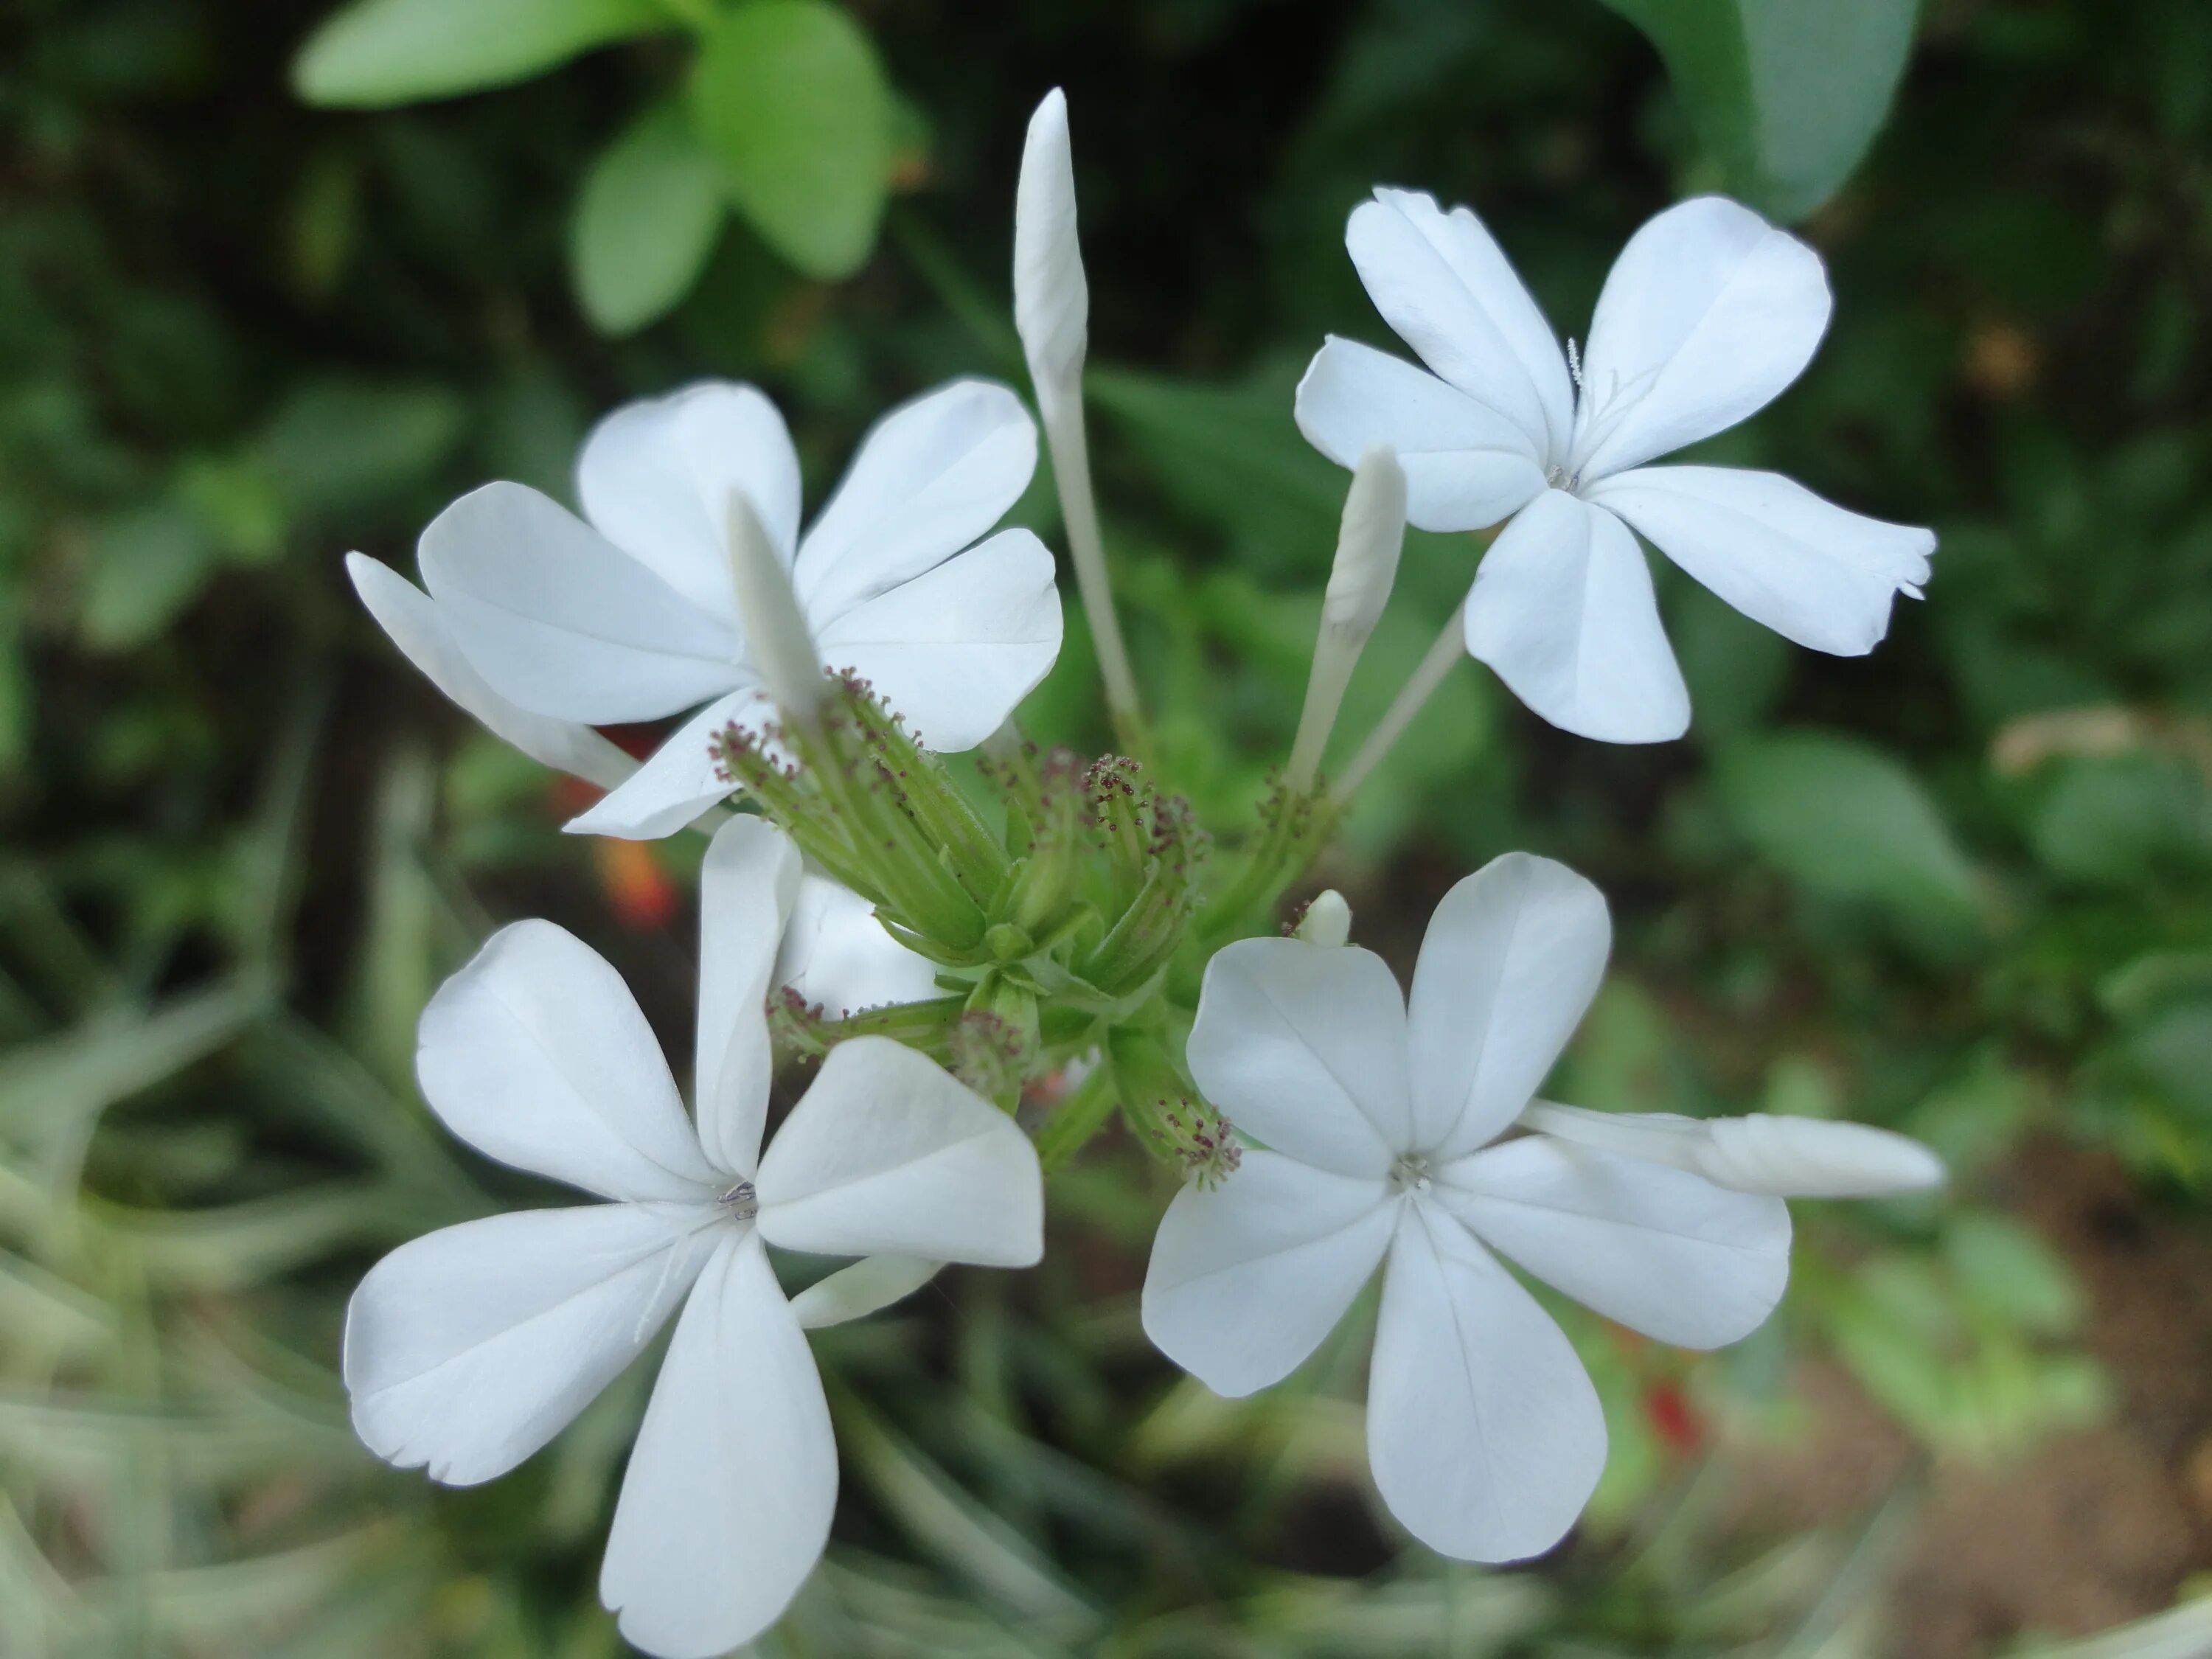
[354,377,1062,839]
[776,874,945,1015]
[344,816,1042,1658]
[1295,190,1935,743]
[348,550,936,1019]
[1144,851,1939,1562]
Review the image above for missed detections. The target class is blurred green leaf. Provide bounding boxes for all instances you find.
[79,507,214,650]
[1090,366,1345,578]
[571,101,728,335]
[688,0,893,281]
[1941,1211,2080,1338]
[258,381,466,515]
[2027,751,2211,888]
[293,0,664,108]
[1716,729,1983,949]
[1600,0,1921,220]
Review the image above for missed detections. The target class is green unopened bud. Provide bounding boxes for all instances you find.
[954,971,1040,1110]
[1108,1028,1240,1189]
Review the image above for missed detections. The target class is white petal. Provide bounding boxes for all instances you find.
[1366,1205,1606,1562]
[1186,938,1413,1177]
[1436,1136,1790,1349]
[1405,852,1611,1161]
[695,816,802,1178]
[812,528,1063,753]
[415,920,720,1203]
[344,1203,720,1486]
[1013,88,1088,397]
[347,554,637,790]
[794,380,1037,622]
[601,1231,834,1659]
[1141,1150,1395,1397]
[562,687,770,841]
[1345,189,1574,463]
[776,874,943,1015]
[1585,466,1935,655]
[421,482,742,723]
[790,1255,943,1329]
[1464,490,1690,743]
[1293,337,1548,533]
[756,1036,1043,1265]
[1569,198,1831,481]
[1523,1102,1947,1198]
[577,381,803,625]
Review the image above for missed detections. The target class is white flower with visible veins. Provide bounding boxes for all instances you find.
[349,376,1062,838]
[1143,852,1942,1562]
[1295,190,1935,743]
[344,815,1041,1658]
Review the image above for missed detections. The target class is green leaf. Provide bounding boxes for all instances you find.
[293,0,664,109]
[257,380,467,513]
[1088,366,1347,579]
[79,507,215,650]
[687,0,894,280]
[1715,729,1983,946]
[571,100,728,335]
[1600,0,1921,221]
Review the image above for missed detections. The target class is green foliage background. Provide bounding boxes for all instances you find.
[3,0,2211,1654]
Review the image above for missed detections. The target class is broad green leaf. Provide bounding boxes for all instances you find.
[1600,0,1921,221]
[293,0,664,109]
[687,1,894,280]
[1715,729,1983,946]
[571,101,727,334]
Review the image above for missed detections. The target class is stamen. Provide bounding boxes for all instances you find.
[1388,1153,1432,1195]
[718,1180,759,1221]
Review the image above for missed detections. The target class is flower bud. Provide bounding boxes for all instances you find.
[1014,88,1088,405]
[1286,447,1408,791]
[1293,890,1352,947]
[1322,446,1408,643]
[724,489,827,723]
[1522,1102,1946,1199]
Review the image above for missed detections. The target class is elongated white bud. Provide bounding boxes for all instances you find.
[1294,890,1352,947]
[1323,447,1408,639]
[1287,448,1408,791]
[1014,88,1088,404]
[1523,1102,1946,1198]
[725,490,827,723]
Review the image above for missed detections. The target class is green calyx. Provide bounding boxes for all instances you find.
[720,673,1336,1176]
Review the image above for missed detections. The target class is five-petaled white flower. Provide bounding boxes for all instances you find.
[1295,190,1936,743]
[344,815,1042,1658]
[346,548,937,1016]
[350,377,1062,838]
[1143,852,1941,1562]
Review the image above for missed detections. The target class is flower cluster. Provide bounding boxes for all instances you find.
[342,88,1944,1658]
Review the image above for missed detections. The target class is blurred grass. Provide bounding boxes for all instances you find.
[3,0,2211,1653]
